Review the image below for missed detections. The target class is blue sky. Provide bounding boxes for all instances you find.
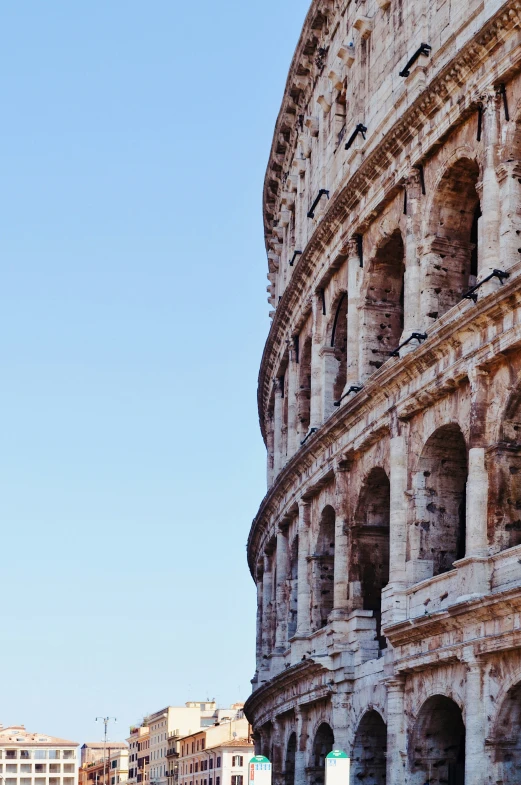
[0,0,309,745]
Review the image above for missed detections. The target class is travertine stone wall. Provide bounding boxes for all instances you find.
[246,1,521,783]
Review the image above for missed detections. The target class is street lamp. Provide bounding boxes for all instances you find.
[96,717,117,785]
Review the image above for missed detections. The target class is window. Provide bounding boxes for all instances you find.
[49,777,60,785]
[21,765,32,773]
[6,764,17,773]
[21,751,31,760]
[64,779,74,785]
[209,761,213,770]
[216,759,221,769]
[216,778,220,785]
[231,777,243,785]
[191,744,195,755]
[20,778,32,785]
[35,764,46,773]
[112,778,116,785]
[63,752,75,760]
[232,758,243,768]
[49,752,61,760]
[6,752,17,760]
[35,779,46,785]
[5,778,17,785]
[64,765,75,773]
[34,752,47,760]
[190,765,193,774]
[195,763,199,773]
[112,761,117,769]
[50,764,61,773]
[201,742,205,751]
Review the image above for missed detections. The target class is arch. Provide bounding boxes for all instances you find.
[297,335,312,438]
[309,723,334,785]
[287,535,299,640]
[351,710,387,785]
[352,468,390,648]
[422,156,480,323]
[410,424,467,578]
[489,382,521,552]
[409,695,465,785]
[311,505,335,630]
[360,229,405,380]
[284,732,296,785]
[329,292,347,403]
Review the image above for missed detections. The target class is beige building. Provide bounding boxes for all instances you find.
[79,746,128,785]
[127,726,149,785]
[244,0,521,783]
[0,725,78,785]
[176,720,252,785]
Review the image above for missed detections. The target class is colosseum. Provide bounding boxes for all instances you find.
[243,0,521,783]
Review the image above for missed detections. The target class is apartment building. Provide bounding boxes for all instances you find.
[0,725,78,785]
[79,747,128,785]
[175,719,252,785]
[126,726,149,785]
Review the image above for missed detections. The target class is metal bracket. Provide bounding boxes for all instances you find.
[399,43,431,77]
[289,250,302,266]
[307,190,330,219]
[390,332,428,358]
[334,386,363,407]
[462,269,510,303]
[344,123,367,151]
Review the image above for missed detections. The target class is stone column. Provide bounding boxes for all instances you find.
[261,553,274,671]
[275,526,290,652]
[478,88,501,292]
[310,295,323,429]
[296,500,312,637]
[294,708,308,785]
[331,690,350,753]
[466,447,489,557]
[389,434,408,584]
[401,168,423,351]
[320,345,338,419]
[266,414,275,488]
[464,656,487,785]
[345,237,362,390]
[497,159,521,267]
[386,677,407,785]
[331,460,350,618]
[255,565,264,674]
[273,377,285,477]
[287,341,299,458]
[272,717,284,785]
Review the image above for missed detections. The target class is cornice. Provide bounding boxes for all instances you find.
[248,261,521,576]
[244,660,325,725]
[258,0,521,442]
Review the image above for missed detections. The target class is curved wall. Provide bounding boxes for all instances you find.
[245,1,521,784]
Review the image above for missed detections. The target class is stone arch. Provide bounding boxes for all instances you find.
[421,155,480,324]
[328,292,347,404]
[284,732,296,785]
[489,380,521,552]
[360,230,405,379]
[311,505,335,630]
[297,334,312,438]
[409,424,467,579]
[351,468,390,648]
[409,695,465,785]
[309,722,334,785]
[287,534,299,640]
[490,678,521,781]
[351,710,387,785]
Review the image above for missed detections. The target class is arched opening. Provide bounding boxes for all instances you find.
[352,468,390,648]
[284,733,296,785]
[490,390,521,553]
[423,157,480,323]
[351,710,387,785]
[297,336,312,438]
[311,506,335,630]
[361,230,405,379]
[287,535,299,640]
[410,696,465,785]
[330,293,347,402]
[411,425,467,578]
[309,724,334,785]
[492,680,521,782]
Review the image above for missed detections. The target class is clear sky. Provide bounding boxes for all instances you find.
[0,0,309,746]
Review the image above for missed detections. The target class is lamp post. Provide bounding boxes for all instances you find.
[96,717,117,785]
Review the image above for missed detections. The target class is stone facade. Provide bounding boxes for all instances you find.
[244,1,521,783]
